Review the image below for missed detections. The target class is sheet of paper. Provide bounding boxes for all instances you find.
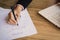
[39,4,60,28]
[0,7,37,40]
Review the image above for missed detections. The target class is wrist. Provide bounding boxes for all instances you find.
[14,4,24,14]
[16,4,24,11]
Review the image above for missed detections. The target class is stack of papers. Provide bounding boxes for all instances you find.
[0,7,37,40]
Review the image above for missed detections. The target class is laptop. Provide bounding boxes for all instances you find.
[39,4,60,28]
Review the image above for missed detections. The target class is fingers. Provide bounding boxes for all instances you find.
[7,9,20,25]
[8,12,17,25]
[8,19,17,25]
[14,10,20,18]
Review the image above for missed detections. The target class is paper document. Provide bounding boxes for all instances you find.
[39,4,60,28]
[0,7,37,40]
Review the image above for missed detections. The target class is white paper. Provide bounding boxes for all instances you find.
[0,7,37,40]
[39,4,60,28]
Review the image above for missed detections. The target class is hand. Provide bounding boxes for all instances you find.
[7,4,23,25]
[7,10,20,25]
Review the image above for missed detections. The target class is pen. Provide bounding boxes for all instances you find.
[11,7,18,26]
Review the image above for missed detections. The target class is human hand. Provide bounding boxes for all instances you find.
[7,4,23,25]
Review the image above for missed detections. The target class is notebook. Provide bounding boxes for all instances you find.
[0,7,37,40]
[39,4,60,28]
